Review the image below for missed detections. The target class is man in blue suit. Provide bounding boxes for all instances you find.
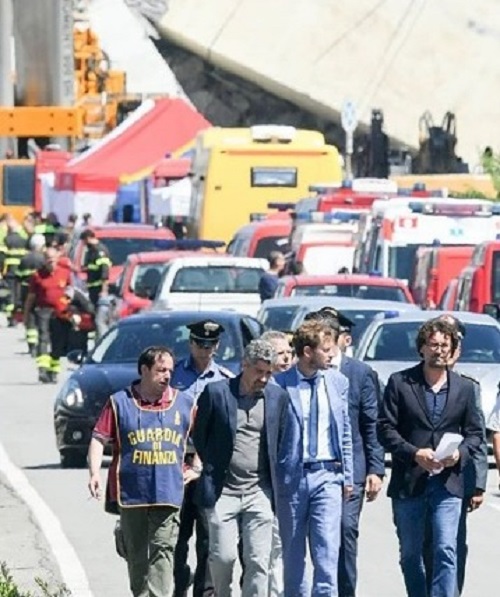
[305,308,385,597]
[192,338,289,597]
[274,319,353,597]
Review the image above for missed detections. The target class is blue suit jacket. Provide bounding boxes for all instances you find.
[192,375,289,509]
[340,355,385,484]
[273,365,353,495]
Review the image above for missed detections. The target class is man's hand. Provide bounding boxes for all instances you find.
[365,474,383,502]
[440,449,460,468]
[88,473,102,499]
[414,448,441,473]
[344,485,354,500]
[468,491,484,512]
[183,467,201,485]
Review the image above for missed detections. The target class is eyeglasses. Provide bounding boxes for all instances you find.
[426,342,451,351]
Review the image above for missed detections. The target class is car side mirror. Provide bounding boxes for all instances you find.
[483,303,500,320]
[67,349,85,365]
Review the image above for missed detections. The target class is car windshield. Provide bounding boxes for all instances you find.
[130,264,165,294]
[259,305,301,332]
[89,319,242,364]
[100,238,167,266]
[291,284,408,302]
[254,236,290,258]
[363,321,500,363]
[170,266,264,293]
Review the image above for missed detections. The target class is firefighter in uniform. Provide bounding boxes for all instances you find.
[24,247,73,383]
[80,229,112,338]
[0,215,29,326]
[171,320,234,597]
[16,233,46,356]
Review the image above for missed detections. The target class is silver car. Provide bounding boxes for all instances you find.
[355,310,500,418]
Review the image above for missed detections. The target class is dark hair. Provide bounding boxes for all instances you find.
[268,251,284,268]
[68,214,78,224]
[137,346,174,374]
[79,229,96,241]
[293,320,333,357]
[415,319,459,357]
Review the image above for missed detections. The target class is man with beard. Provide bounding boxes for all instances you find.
[378,318,484,597]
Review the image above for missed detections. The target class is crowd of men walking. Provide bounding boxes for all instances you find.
[87,307,488,597]
[0,211,111,383]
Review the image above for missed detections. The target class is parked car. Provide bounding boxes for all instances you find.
[110,240,226,320]
[257,296,418,347]
[53,310,262,468]
[355,310,500,420]
[275,274,414,303]
[290,297,418,347]
[151,255,267,317]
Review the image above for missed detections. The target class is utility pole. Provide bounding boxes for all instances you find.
[0,0,14,157]
[341,99,358,181]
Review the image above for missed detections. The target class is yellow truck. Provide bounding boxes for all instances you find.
[189,125,342,242]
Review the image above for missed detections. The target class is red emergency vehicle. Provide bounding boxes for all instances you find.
[411,245,474,308]
[455,240,500,313]
[69,223,176,285]
[227,214,292,258]
[274,273,414,303]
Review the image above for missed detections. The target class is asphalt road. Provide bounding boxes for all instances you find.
[0,323,499,596]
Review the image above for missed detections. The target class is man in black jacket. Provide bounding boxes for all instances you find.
[378,318,484,597]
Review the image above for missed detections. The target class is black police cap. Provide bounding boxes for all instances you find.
[187,320,225,347]
[317,306,355,332]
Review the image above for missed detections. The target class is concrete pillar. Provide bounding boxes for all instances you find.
[0,0,14,156]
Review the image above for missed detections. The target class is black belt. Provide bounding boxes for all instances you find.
[303,460,342,472]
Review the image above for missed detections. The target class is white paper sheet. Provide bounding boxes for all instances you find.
[430,433,463,475]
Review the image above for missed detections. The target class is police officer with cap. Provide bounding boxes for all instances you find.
[171,319,234,597]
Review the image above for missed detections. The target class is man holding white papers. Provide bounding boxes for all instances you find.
[378,318,484,597]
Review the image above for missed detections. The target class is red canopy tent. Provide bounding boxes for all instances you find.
[55,98,210,192]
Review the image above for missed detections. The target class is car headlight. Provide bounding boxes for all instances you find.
[59,379,84,409]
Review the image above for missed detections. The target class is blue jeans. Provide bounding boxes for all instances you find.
[277,467,343,597]
[392,477,462,597]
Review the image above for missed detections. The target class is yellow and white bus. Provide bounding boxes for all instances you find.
[188,125,342,242]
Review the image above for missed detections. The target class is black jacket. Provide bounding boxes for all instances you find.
[378,363,484,499]
[340,355,385,483]
[192,375,288,509]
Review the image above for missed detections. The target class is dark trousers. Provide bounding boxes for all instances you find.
[424,499,468,596]
[173,478,211,597]
[338,482,365,597]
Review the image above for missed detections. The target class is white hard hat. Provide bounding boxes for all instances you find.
[30,233,45,250]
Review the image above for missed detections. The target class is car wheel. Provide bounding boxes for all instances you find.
[60,450,87,469]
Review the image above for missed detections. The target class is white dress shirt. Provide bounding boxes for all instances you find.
[297,369,336,462]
